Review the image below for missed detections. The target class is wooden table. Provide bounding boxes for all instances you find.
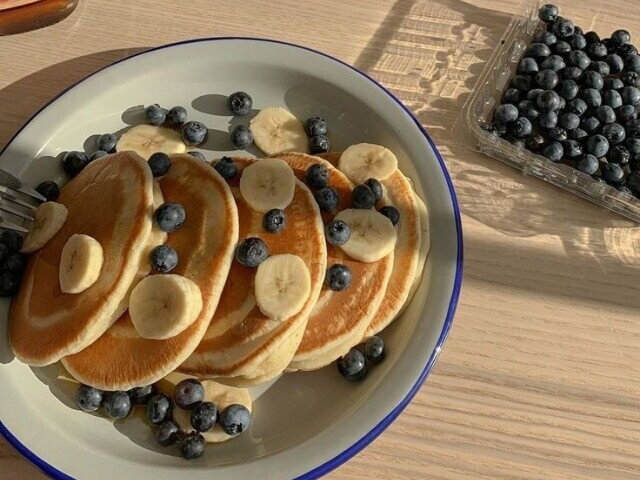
[3,0,640,478]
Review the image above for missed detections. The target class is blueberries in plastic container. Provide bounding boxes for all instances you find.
[510,117,533,138]
[558,79,579,100]
[552,17,575,39]
[568,128,588,141]
[603,163,625,184]
[503,88,523,105]
[526,134,546,151]
[559,112,580,130]
[602,123,626,145]
[580,88,602,108]
[543,141,564,162]
[537,90,561,111]
[538,4,558,23]
[534,30,558,46]
[567,50,591,70]
[603,90,623,109]
[541,54,565,71]
[585,134,610,157]
[539,111,558,130]
[567,98,588,116]
[577,154,599,174]
[517,57,539,75]
[536,69,560,89]
[595,105,616,124]
[563,140,583,159]
[607,145,630,165]
[510,75,532,92]
[581,70,604,90]
[494,104,519,123]
[581,115,601,133]
[554,40,571,55]
[606,54,624,74]
[526,43,551,58]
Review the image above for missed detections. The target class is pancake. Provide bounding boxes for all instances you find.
[9,152,154,366]
[179,157,326,385]
[62,154,238,390]
[277,153,395,372]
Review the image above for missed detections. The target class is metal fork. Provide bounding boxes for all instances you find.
[0,169,46,234]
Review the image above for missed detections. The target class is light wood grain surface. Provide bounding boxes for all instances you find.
[3,0,640,478]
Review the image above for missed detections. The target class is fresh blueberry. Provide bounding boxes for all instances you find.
[627,137,640,155]
[379,205,400,226]
[219,404,251,436]
[543,141,564,162]
[149,244,178,273]
[337,348,367,381]
[618,44,639,58]
[603,163,625,184]
[605,54,624,74]
[567,50,591,69]
[603,90,623,109]
[536,90,561,111]
[62,151,89,177]
[585,134,610,157]
[580,115,600,133]
[227,91,253,116]
[147,152,171,177]
[187,151,206,161]
[622,71,640,87]
[526,43,551,58]
[559,112,580,130]
[563,140,583,159]
[213,156,237,179]
[517,57,539,75]
[191,401,217,432]
[562,67,583,81]
[624,54,640,73]
[306,164,329,189]
[567,98,587,116]
[538,4,558,23]
[174,378,204,410]
[611,29,631,46]
[510,75,532,92]
[178,431,206,460]
[527,88,545,100]
[96,133,117,153]
[589,60,610,76]
[89,150,108,161]
[128,384,157,405]
[548,127,567,142]
[155,419,182,447]
[605,78,625,90]
[145,104,167,126]
[518,100,539,121]
[166,106,188,126]
[0,270,20,297]
[581,70,604,90]
[35,181,59,202]
[309,135,331,154]
[509,117,532,138]
[182,121,208,146]
[621,86,640,105]
[364,179,383,202]
[541,54,565,71]
[526,134,546,151]
[534,30,557,46]
[488,121,508,137]
[574,26,584,36]
[608,145,630,165]
[584,31,601,46]
[617,105,638,123]
[552,17,574,39]
[103,391,132,420]
[557,96,566,111]
[538,111,558,130]
[364,336,385,364]
[229,125,253,149]
[580,88,602,108]
[570,34,587,50]
[325,219,351,246]
[3,253,25,275]
[602,123,626,144]
[314,187,339,211]
[305,116,328,137]
[351,184,376,209]
[503,88,523,105]
[263,209,286,233]
[235,237,268,268]
[75,385,103,412]
[153,203,186,232]
[587,42,608,59]
[558,80,579,100]
[325,263,352,291]
[627,119,640,138]
[627,171,640,194]
[0,231,22,255]
[147,393,173,424]
[596,105,616,124]
[568,128,588,141]
[535,69,559,89]
[494,104,519,123]
[577,154,599,174]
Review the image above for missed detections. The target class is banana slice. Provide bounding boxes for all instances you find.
[338,143,399,184]
[239,158,296,213]
[250,107,308,155]
[115,125,186,159]
[129,274,202,340]
[334,209,397,263]
[59,234,104,294]
[254,254,311,322]
[20,202,68,254]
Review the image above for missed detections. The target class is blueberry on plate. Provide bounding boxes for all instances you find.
[541,54,565,72]
[543,141,564,162]
[227,91,253,116]
[182,121,208,146]
[213,156,237,179]
[538,4,558,23]
[577,154,599,174]
[539,111,558,130]
[62,151,89,177]
[155,419,183,447]
[607,144,630,165]
[89,150,108,161]
[325,219,351,246]
[145,104,167,126]
[552,17,574,38]
[235,237,268,268]
[0,270,20,297]
[563,140,583,159]
[35,181,60,202]
[559,112,580,131]
[178,431,206,460]
[534,30,557,46]
[153,202,186,233]
[536,90,561,111]
[103,391,132,420]
[603,90,623,109]
[581,115,601,133]
[606,54,624,74]
[309,134,330,154]
[166,106,188,126]
[305,116,328,137]
[147,152,171,177]
[219,404,251,436]
[96,133,117,153]
[363,336,385,364]
[364,178,383,203]
[627,171,640,194]
[174,378,204,410]
[622,71,640,87]
[314,187,339,212]
[535,69,559,89]
[602,123,626,144]
[568,128,588,141]
[526,43,551,58]
[567,50,591,70]
[517,57,539,75]
[510,117,533,138]
[351,184,376,209]
[502,88,522,104]
[230,125,253,149]
[128,384,157,405]
[149,244,178,273]
[585,134,610,157]
[191,401,218,432]
[0,231,22,254]
[580,88,602,108]
[337,348,367,381]
[510,75,532,92]
[494,104,519,123]
[596,105,616,124]
[187,151,206,161]
[75,385,103,413]
[306,163,329,189]
[325,263,352,291]
[525,134,545,151]
[548,127,567,142]
[147,393,173,425]
[558,79,579,100]
[263,209,286,233]
[603,163,625,184]
[379,205,400,226]
[621,86,640,105]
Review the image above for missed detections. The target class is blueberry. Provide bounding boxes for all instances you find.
[535,69,559,89]
[538,4,558,23]
[145,104,167,126]
[0,270,20,297]
[219,404,251,436]
[618,44,639,58]
[577,154,599,174]
[148,244,178,273]
[75,385,103,412]
[228,124,252,149]
[570,34,587,50]
[182,121,208,146]
[603,163,625,184]
[627,171,640,194]
[351,185,376,208]
[503,88,523,105]
[0,231,23,254]
[617,105,638,123]
[527,88,544,100]
[147,393,173,424]
[263,209,286,233]
[174,378,204,410]
[557,96,566,111]
[235,237,268,268]
[489,122,508,137]
[309,135,330,154]
[155,419,182,447]
[517,57,539,75]
[191,401,217,432]
[178,431,206,460]
[526,134,545,151]
[147,152,171,177]
[547,127,566,143]
[306,164,329,189]
[103,391,132,420]
[305,116,328,137]
[621,86,640,105]
[536,90,561,111]
[561,66,583,81]
[62,151,89,177]
[567,98,588,116]
[602,123,626,144]
[590,60,610,76]
[603,90,623,109]
[325,263,352,291]
[227,91,253,116]
[563,139,583,159]
[543,141,564,162]
[552,17,574,38]
[213,156,237,179]
[558,80,579,101]
[89,150,108,161]
[153,202,186,232]
[559,112,580,130]
[96,133,117,153]
[337,348,367,381]
[363,336,385,364]
[612,29,631,46]
[510,75,532,92]
[128,384,157,405]
[518,100,539,121]
[622,71,640,87]
[379,205,400,226]
[585,134,610,157]
[494,104,519,123]
[568,128,588,141]
[526,43,551,58]
[187,151,206,161]
[511,117,534,137]
[36,181,59,202]
[534,30,557,46]
[568,50,591,69]
[588,42,608,59]
[3,253,25,274]
[574,26,584,36]
[627,137,640,155]
[555,40,572,55]
[581,88,602,108]
[538,111,558,130]
[605,78,625,90]
[596,105,616,124]
[166,106,188,126]
[608,145,630,165]
[541,54,565,71]
[584,31,601,46]
[364,179,383,202]
[627,119,640,138]
[606,54,624,74]
[624,54,640,73]
[314,187,339,211]
[325,219,351,246]
[581,70,604,90]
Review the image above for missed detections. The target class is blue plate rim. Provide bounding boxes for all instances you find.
[0,36,463,480]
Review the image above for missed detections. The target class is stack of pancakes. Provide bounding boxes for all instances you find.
[9,149,429,389]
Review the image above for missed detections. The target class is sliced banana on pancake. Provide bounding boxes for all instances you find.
[335,209,397,263]
[116,125,186,159]
[250,107,308,155]
[339,144,398,184]
[239,157,296,213]
[129,274,203,340]
[59,234,104,294]
[255,254,311,322]
[20,202,68,254]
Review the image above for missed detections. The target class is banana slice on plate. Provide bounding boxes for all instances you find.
[59,234,104,294]
[239,158,296,213]
[334,209,397,263]
[116,125,186,159]
[129,274,203,340]
[254,254,311,322]
[250,107,308,155]
[338,143,398,184]
[20,202,68,254]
